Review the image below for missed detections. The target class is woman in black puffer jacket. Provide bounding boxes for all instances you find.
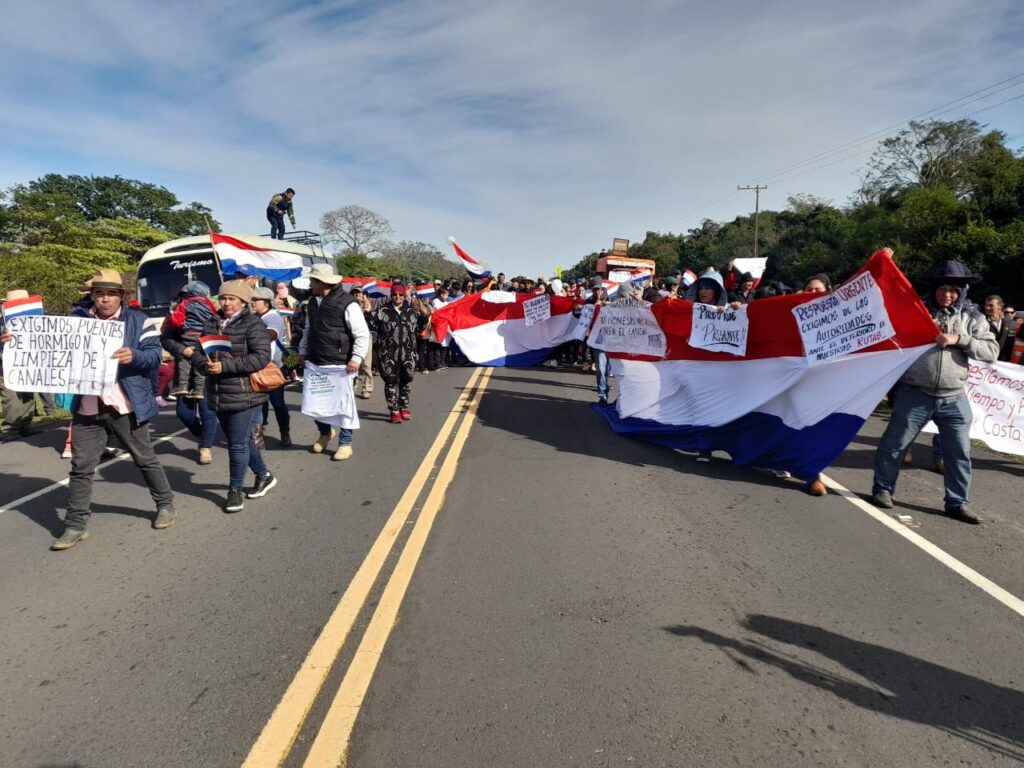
[198,280,276,513]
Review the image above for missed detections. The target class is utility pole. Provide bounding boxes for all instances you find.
[737,185,767,259]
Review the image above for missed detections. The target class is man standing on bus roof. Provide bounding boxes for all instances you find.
[267,188,296,240]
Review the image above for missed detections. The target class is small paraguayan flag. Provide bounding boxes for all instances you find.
[278,307,295,318]
[2,294,44,321]
[199,334,233,356]
[415,285,436,300]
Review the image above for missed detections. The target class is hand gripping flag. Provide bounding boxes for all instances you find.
[211,233,303,281]
[1,294,44,322]
[593,249,940,482]
[448,237,492,280]
[431,291,579,366]
[199,334,233,356]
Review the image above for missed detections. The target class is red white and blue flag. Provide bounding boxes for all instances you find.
[681,269,697,287]
[416,284,436,300]
[211,233,303,281]
[199,334,233,356]
[448,237,492,280]
[1,294,44,321]
[278,307,295,318]
[594,249,938,481]
[432,291,578,366]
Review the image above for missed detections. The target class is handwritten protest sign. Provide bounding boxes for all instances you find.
[571,303,596,341]
[301,362,359,429]
[923,360,1024,456]
[689,303,750,356]
[588,299,666,357]
[792,271,894,365]
[523,294,551,327]
[1,315,123,395]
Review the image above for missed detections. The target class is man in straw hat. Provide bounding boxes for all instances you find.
[297,263,370,460]
[57,270,174,548]
[1,289,40,439]
[871,260,998,524]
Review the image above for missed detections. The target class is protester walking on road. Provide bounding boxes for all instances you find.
[198,280,277,512]
[298,264,370,459]
[351,288,375,399]
[871,261,999,524]
[12,271,176,550]
[252,287,292,448]
[266,188,296,240]
[369,283,420,423]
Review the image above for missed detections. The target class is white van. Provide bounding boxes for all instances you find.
[136,231,332,315]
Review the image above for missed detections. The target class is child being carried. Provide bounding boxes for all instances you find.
[168,281,217,398]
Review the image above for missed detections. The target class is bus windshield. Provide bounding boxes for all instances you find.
[137,256,222,309]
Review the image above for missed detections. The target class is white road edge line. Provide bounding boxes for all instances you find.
[0,426,191,516]
[820,472,1024,619]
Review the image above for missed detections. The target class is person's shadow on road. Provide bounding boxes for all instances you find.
[666,614,1024,762]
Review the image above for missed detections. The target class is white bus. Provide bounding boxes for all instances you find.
[135,231,332,315]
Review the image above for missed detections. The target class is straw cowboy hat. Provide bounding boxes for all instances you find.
[5,289,29,302]
[89,269,124,290]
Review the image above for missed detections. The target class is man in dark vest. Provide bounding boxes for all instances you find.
[297,263,370,460]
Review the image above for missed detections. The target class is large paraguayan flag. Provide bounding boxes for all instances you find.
[448,237,492,280]
[431,291,579,366]
[594,250,939,481]
[1,295,44,322]
[211,233,304,281]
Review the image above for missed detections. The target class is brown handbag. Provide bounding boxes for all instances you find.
[249,361,287,392]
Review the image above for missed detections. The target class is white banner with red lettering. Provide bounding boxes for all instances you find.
[923,360,1024,456]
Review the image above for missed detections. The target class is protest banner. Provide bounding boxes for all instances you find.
[792,270,894,365]
[1,315,123,395]
[523,294,551,327]
[689,303,750,357]
[923,360,1024,456]
[588,299,666,357]
[301,362,360,429]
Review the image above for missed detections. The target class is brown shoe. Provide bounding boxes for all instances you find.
[930,460,944,474]
[807,479,827,497]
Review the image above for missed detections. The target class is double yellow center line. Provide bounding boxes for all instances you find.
[243,366,493,768]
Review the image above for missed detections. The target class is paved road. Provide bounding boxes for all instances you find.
[1,366,1021,767]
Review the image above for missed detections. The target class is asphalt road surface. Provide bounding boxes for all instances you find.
[1,365,1021,768]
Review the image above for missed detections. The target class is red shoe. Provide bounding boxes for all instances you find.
[400,409,412,421]
[390,411,403,424]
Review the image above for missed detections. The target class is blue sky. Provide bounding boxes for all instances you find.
[1,0,1022,276]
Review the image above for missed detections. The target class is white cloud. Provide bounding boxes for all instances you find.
[1,0,1021,275]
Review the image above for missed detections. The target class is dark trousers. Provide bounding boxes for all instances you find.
[267,211,286,240]
[217,406,268,490]
[426,341,444,370]
[381,357,415,412]
[176,395,219,449]
[262,384,291,434]
[65,409,174,530]
[0,378,35,432]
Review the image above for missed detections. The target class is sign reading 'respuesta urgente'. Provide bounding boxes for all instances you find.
[792,271,894,365]
[1,315,124,395]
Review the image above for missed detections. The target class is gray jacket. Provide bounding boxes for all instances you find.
[900,300,998,397]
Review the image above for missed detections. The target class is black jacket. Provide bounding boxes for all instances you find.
[198,308,271,413]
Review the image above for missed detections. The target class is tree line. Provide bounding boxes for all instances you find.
[567,119,1024,302]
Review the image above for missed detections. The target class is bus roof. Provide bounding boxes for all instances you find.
[138,233,330,267]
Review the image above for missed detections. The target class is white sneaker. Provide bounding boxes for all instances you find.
[332,445,353,461]
[61,446,72,459]
[312,428,338,453]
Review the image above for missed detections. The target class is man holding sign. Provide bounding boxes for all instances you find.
[0,270,176,550]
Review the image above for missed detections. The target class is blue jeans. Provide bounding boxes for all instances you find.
[873,383,972,509]
[594,350,611,402]
[217,406,269,490]
[262,385,290,433]
[315,421,353,445]
[176,395,219,449]
[267,211,285,239]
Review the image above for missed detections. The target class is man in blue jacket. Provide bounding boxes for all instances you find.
[52,270,175,549]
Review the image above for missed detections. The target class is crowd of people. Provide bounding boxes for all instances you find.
[1,249,1021,550]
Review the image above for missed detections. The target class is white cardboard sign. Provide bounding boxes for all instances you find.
[792,271,894,365]
[1,315,123,395]
[689,303,750,357]
[588,299,666,357]
[523,294,551,326]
